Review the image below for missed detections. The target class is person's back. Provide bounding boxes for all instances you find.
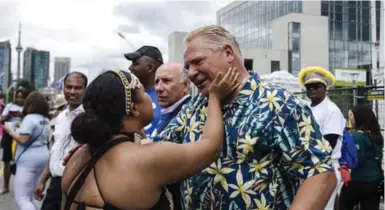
[3,91,50,209]
[63,137,173,210]
[15,113,50,168]
[62,69,238,210]
[350,131,383,182]
[339,106,384,210]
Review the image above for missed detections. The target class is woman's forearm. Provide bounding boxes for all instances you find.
[291,171,337,210]
[9,129,30,145]
[200,95,224,153]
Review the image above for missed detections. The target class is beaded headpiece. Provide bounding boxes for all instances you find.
[108,70,142,115]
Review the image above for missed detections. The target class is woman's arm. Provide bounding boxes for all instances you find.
[5,115,35,144]
[5,123,31,144]
[140,68,239,186]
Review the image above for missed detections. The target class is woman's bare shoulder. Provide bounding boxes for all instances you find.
[62,144,91,191]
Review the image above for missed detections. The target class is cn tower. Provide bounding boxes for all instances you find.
[16,22,23,80]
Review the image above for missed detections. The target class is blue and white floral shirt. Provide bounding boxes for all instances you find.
[154,74,334,210]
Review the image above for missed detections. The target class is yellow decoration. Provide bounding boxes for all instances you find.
[12,139,17,159]
[298,66,336,88]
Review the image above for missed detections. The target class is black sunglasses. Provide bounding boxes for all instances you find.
[305,83,325,90]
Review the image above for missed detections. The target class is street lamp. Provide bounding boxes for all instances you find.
[117,32,136,51]
[349,72,359,86]
[349,72,360,106]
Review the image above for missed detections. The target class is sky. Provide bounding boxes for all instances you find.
[0,0,234,83]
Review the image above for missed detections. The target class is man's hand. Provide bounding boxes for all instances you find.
[62,144,83,166]
[34,182,46,201]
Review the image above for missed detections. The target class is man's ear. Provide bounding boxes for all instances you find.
[183,80,190,95]
[147,63,155,73]
[223,44,235,63]
[130,102,140,117]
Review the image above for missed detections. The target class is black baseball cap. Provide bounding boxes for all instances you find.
[124,45,163,64]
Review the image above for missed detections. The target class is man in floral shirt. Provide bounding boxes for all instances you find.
[153,25,337,210]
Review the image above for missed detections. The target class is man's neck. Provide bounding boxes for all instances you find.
[311,96,326,107]
[69,104,81,111]
[144,84,155,91]
[142,75,155,90]
[227,67,250,101]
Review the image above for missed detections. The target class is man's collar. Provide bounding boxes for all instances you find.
[65,104,84,116]
[193,73,260,107]
[230,73,261,105]
[161,95,191,114]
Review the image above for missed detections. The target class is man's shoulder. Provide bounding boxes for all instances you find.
[258,83,307,112]
[325,98,341,110]
[55,108,72,125]
[323,98,344,117]
[180,94,205,111]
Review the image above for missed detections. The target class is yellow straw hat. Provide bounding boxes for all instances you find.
[298,66,336,89]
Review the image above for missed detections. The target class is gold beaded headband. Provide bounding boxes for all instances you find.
[108,70,142,115]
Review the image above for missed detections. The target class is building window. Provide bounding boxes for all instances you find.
[288,22,301,75]
[218,0,303,49]
[322,0,375,73]
[244,59,254,75]
[271,61,280,73]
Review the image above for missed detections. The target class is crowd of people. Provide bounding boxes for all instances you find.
[0,25,383,210]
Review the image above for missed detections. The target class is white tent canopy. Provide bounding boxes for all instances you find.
[260,70,303,93]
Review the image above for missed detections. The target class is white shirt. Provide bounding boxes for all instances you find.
[308,97,346,160]
[2,103,23,129]
[49,105,84,177]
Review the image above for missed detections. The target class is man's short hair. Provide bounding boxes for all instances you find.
[64,72,88,88]
[184,25,241,54]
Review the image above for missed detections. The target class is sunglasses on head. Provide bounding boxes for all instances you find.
[305,83,325,90]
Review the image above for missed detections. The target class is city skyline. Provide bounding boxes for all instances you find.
[0,0,231,83]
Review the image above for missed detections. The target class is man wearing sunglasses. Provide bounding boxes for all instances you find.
[299,66,346,210]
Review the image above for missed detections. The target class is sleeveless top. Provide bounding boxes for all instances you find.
[64,135,174,210]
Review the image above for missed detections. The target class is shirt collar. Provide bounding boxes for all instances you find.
[64,104,84,117]
[161,95,191,114]
[227,73,261,107]
[191,73,261,109]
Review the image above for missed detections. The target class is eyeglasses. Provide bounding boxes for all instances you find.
[305,84,325,90]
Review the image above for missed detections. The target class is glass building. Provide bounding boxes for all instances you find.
[321,0,381,71]
[32,50,50,89]
[0,40,12,91]
[218,0,381,77]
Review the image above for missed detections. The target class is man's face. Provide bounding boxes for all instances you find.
[305,82,326,101]
[129,56,150,82]
[64,74,86,106]
[155,65,189,108]
[184,37,232,96]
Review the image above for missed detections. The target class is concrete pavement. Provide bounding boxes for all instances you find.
[0,149,42,210]
[0,149,17,210]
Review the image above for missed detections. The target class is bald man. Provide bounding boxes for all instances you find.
[150,63,191,139]
[150,63,191,210]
